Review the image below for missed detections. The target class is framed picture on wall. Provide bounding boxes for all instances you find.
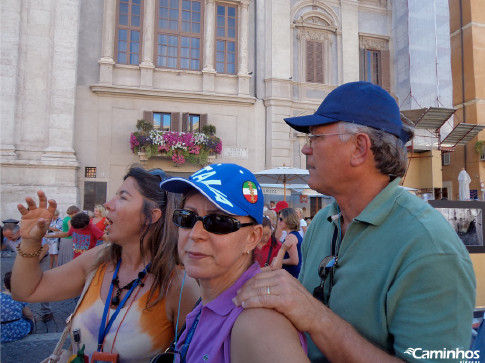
[428,200,485,253]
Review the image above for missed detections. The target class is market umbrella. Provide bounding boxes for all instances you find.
[458,169,471,201]
[254,167,309,201]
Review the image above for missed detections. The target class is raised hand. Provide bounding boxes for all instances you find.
[17,191,57,243]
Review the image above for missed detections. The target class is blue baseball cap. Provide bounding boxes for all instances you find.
[284,81,410,144]
[160,163,264,224]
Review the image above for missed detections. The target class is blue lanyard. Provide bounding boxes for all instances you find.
[97,259,151,351]
[180,308,202,363]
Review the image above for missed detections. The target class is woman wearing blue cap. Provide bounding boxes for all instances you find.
[158,163,308,363]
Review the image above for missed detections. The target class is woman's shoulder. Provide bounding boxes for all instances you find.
[231,308,308,362]
[285,232,299,242]
[233,307,298,336]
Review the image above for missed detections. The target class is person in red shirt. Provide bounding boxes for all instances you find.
[47,212,106,258]
[254,216,281,267]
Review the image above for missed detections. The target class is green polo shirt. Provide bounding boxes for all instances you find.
[300,178,476,362]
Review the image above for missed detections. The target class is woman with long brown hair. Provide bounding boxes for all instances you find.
[11,166,199,362]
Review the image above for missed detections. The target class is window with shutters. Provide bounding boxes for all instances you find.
[215,3,237,74]
[115,0,143,65]
[144,111,180,131]
[188,114,200,132]
[361,49,381,85]
[144,111,207,133]
[293,11,337,86]
[359,36,390,91]
[155,0,203,70]
[153,112,171,131]
[306,40,325,83]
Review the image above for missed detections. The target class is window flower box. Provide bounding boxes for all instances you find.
[130,121,222,166]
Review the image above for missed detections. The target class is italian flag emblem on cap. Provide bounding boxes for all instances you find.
[242,181,258,204]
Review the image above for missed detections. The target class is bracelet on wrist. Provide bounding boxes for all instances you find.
[16,244,43,258]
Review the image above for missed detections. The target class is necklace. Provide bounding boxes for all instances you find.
[110,268,149,307]
[99,259,151,352]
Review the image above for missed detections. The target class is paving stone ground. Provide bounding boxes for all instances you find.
[1,253,77,363]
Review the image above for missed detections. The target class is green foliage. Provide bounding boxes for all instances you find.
[475,141,485,154]
[201,124,216,136]
[144,143,159,159]
[136,119,154,133]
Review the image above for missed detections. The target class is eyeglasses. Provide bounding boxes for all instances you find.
[312,255,338,305]
[173,209,256,235]
[305,132,354,147]
[279,217,284,222]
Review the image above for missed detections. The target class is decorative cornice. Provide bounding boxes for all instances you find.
[90,84,256,105]
[359,35,389,50]
[297,29,333,42]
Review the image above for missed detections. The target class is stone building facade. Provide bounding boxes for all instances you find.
[1,0,437,219]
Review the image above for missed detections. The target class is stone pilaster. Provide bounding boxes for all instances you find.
[99,0,116,85]
[140,0,155,87]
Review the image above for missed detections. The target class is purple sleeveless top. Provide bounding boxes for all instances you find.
[176,262,307,363]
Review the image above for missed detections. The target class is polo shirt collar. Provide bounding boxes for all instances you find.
[204,262,260,316]
[326,177,403,227]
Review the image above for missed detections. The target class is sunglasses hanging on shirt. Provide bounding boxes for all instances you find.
[313,225,340,306]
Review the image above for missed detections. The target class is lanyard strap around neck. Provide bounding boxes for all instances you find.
[180,308,202,363]
[98,259,150,351]
[331,227,339,256]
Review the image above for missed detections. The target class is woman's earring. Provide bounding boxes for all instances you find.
[246,250,251,254]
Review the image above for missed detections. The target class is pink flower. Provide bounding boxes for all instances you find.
[188,145,200,154]
[130,133,140,152]
[215,141,222,154]
[171,152,185,164]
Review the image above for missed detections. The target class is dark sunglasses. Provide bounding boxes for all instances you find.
[313,255,338,305]
[173,209,256,235]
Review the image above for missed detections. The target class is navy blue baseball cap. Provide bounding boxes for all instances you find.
[284,81,410,144]
[160,163,264,224]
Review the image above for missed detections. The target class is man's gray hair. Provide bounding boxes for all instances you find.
[338,122,414,179]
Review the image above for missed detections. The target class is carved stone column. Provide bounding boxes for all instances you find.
[238,0,250,95]
[238,0,249,76]
[99,0,116,85]
[203,0,216,92]
[203,0,215,72]
[140,0,155,87]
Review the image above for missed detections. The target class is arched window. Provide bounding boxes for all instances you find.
[293,8,339,85]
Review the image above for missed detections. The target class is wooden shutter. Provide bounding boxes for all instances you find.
[381,49,390,91]
[200,114,208,130]
[306,41,315,82]
[171,113,181,132]
[359,48,365,81]
[306,40,324,84]
[143,111,153,122]
[182,113,189,132]
[315,42,324,83]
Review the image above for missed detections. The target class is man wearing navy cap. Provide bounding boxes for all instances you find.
[236,82,476,362]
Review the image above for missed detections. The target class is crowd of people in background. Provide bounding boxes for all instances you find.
[0,81,482,361]
[1,204,109,266]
